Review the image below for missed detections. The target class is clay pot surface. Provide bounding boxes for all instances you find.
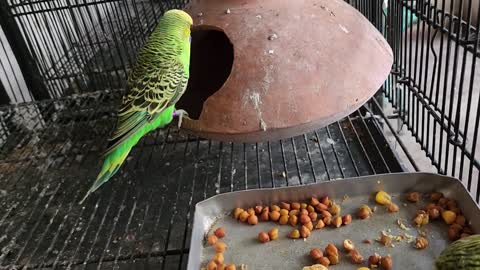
[181,0,393,142]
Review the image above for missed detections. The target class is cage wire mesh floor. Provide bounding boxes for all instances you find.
[0,91,402,269]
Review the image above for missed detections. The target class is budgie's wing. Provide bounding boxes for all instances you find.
[104,60,188,155]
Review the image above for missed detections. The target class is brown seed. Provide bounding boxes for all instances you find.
[279,214,289,225]
[309,212,318,221]
[289,209,300,216]
[428,207,440,220]
[357,207,371,219]
[268,228,279,240]
[254,205,263,214]
[207,260,218,270]
[451,223,464,233]
[438,197,448,207]
[446,199,458,210]
[327,254,339,265]
[300,214,311,225]
[368,253,381,267]
[311,197,320,206]
[380,255,392,270]
[387,203,399,213]
[343,239,355,252]
[246,208,255,216]
[315,219,325,229]
[320,210,332,218]
[233,208,245,220]
[415,236,429,249]
[406,191,421,202]
[455,215,466,226]
[207,234,218,245]
[269,211,280,221]
[260,209,269,221]
[317,256,330,267]
[430,192,444,202]
[239,211,250,222]
[215,242,227,253]
[300,209,309,216]
[321,196,331,206]
[316,203,328,212]
[342,214,352,225]
[413,210,429,226]
[307,205,315,213]
[258,232,270,243]
[300,225,311,238]
[305,221,314,231]
[289,215,298,226]
[218,263,225,270]
[225,265,236,270]
[363,239,373,244]
[289,229,300,239]
[350,250,364,264]
[448,227,460,241]
[214,228,226,238]
[329,202,341,216]
[291,202,301,210]
[301,203,308,210]
[213,253,225,265]
[310,248,323,260]
[271,205,280,212]
[379,232,392,247]
[325,243,338,257]
[248,215,258,225]
[280,202,291,210]
[332,216,342,228]
[279,209,289,216]
[323,216,332,226]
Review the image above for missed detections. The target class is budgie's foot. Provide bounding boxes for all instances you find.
[173,109,190,128]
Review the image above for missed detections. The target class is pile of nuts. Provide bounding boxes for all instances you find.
[407,191,473,241]
[232,196,354,241]
[204,227,238,270]
[308,240,393,269]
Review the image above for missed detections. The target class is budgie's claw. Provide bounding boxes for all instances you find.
[174,109,190,129]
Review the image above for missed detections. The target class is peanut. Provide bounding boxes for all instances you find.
[233,208,244,220]
[342,214,352,225]
[254,205,263,214]
[246,208,255,216]
[329,202,341,216]
[387,203,399,213]
[415,236,429,249]
[300,225,311,238]
[307,205,315,213]
[321,196,331,206]
[343,239,355,252]
[357,205,371,219]
[305,221,314,231]
[280,202,291,210]
[300,214,311,225]
[310,248,323,260]
[213,253,224,265]
[323,216,332,226]
[315,203,328,212]
[406,191,421,202]
[258,232,270,243]
[350,250,364,264]
[289,229,300,239]
[301,203,308,210]
[289,214,298,226]
[207,234,218,245]
[315,219,325,229]
[368,253,381,267]
[279,214,289,225]
[239,211,249,222]
[291,202,301,210]
[271,205,280,212]
[215,242,227,253]
[225,265,236,270]
[317,256,330,267]
[247,215,258,225]
[268,228,279,240]
[380,255,392,270]
[430,192,444,201]
[260,209,269,221]
[327,254,339,265]
[332,216,342,228]
[325,243,338,257]
[269,211,280,222]
[309,212,318,222]
[207,260,218,270]
[310,197,320,206]
[279,209,289,216]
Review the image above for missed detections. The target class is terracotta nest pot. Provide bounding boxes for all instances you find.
[176,0,393,142]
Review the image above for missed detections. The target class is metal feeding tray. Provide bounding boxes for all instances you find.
[187,173,480,269]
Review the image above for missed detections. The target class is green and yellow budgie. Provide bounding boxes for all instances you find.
[79,9,193,204]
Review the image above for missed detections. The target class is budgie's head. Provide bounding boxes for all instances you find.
[164,9,193,26]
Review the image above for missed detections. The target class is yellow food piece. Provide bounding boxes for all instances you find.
[357,268,370,270]
[302,264,328,270]
[442,210,457,225]
[375,191,392,205]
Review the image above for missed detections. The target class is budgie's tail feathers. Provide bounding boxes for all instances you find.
[79,150,130,204]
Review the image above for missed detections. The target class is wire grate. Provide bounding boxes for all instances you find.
[0,92,402,269]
